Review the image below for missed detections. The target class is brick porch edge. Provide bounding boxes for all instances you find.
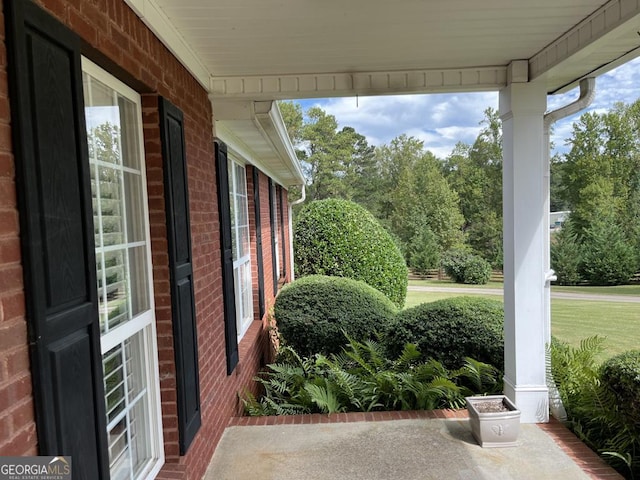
[228,410,624,480]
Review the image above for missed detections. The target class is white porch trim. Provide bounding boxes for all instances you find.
[500,61,549,424]
[209,67,508,101]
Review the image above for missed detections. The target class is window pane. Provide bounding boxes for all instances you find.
[124,171,146,243]
[84,73,116,108]
[235,163,246,196]
[118,96,142,171]
[128,245,149,318]
[99,167,125,247]
[103,345,126,424]
[108,417,129,480]
[241,262,252,322]
[239,225,250,259]
[104,249,128,331]
[236,193,248,229]
[103,331,151,480]
[234,267,242,331]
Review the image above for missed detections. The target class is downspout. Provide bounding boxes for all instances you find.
[288,184,306,281]
[543,77,596,421]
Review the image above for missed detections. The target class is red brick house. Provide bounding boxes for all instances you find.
[0,0,303,479]
[2,0,639,479]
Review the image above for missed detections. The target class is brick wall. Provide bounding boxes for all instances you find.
[0,0,293,478]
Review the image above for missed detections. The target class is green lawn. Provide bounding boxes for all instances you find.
[553,284,640,296]
[404,287,639,362]
[408,279,503,289]
[409,278,640,296]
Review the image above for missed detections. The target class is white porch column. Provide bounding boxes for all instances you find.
[499,61,549,423]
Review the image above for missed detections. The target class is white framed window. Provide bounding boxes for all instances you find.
[83,58,164,480]
[228,157,254,340]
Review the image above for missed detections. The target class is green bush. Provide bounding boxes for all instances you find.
[407,227,440,275]
[243,337,500,416]
[601,350,640,425]
[551,338,640,478]
[386,297,504,371]
[274,275,397,356]
[294,199,408,307]
[580,220,638,286]
[551,220,583,286]
[441,249,491,285]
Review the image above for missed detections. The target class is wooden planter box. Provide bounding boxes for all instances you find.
[466,395,521,447]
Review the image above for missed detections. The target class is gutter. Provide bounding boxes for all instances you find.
[287,184,306,281]
[543,77,596,422]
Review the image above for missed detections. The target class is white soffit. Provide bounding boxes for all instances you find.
[214,101,305,187]
[124,0,210,88]
[127,0,640,98]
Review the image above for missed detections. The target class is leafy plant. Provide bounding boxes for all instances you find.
[550,219,583,286]
[243,337,501,416]
[441,249,491,285]
[579,219,638,286]
[550,337,639,478]
[274,275,397,356]
[407,227,441,275]
[294,199,408,307]
[386,297,504,371]
[601,350,640,429]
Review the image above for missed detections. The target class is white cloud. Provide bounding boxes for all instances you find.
[296,57,640,158]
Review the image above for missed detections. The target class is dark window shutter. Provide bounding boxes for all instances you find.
[278,187,287,278]
[215,141,239,374]
[253,168,266,319]
[159,97,201,454]
[6,1,108,478]
[268,179,279,295]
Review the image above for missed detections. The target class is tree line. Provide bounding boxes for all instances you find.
[280,100,640,285]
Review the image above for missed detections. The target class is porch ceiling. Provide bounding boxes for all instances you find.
[127,0,640,99]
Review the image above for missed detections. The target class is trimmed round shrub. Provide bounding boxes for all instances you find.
[294,199,407,307]
[274,275,398,356]
[601,350,640,424]
[442,249,492,285]
[385,297,504,370]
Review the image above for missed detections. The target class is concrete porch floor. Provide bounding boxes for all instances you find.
[204,411,623,480]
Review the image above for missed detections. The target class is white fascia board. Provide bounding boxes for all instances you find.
[530,0,640,92]
[215,121,289,188]
[210,66,507,100]
[124,0,211,90]
[254,102,305,185]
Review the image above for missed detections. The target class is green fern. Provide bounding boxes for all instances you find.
[551,336,639,478]
[242,334,501,417]
[457,357,500,394]
[304,382,345,413]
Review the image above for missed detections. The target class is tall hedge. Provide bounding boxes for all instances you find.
[294,199,407,307]
[274,275,398,356]
[385,297,504,370]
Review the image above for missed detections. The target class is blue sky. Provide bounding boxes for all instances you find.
[296,56,640,159]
